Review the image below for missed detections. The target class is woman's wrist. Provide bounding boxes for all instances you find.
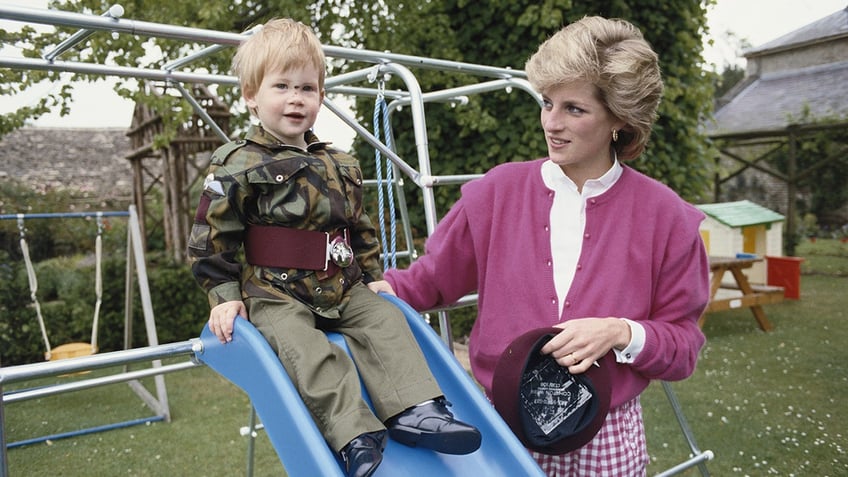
[612,317,633,350]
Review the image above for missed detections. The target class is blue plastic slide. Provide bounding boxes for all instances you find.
[196,293,545,476]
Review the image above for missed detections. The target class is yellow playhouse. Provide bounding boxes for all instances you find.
[696,200,785,284]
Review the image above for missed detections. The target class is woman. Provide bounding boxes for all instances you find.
[369,16,709,475]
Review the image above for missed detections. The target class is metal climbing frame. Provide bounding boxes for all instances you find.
[0,4,712,475]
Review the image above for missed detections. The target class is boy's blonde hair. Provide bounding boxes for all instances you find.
[525,16,663,160]
[232,18,326,99]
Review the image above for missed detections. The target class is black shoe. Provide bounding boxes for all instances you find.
[386,398,482,455]
[340,430,388,477]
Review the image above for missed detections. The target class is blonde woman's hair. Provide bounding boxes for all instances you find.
[232,18,326,100]
[525,16,663,160]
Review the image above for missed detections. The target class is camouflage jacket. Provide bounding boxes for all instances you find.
[187,125,384,318]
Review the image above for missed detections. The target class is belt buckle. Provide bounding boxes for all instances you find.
[327,231,353,269]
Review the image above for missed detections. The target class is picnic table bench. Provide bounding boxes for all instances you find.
[699,256,785,331]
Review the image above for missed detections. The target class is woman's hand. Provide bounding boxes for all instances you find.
[540,317,631,373]
[208,300,247,344]
[367,279,397,296]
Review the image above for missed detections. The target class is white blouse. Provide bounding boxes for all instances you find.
[541,159,645,363]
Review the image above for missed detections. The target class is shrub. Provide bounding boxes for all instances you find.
[144,252,210,344]
[0,251,43,364]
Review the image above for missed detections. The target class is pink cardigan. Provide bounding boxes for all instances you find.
[385,159,709,407]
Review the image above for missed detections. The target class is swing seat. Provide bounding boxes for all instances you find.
[49,342,98,361]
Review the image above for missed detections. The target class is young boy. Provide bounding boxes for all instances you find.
[187,18,480,477]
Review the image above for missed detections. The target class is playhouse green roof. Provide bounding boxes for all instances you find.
[696,200,785,228]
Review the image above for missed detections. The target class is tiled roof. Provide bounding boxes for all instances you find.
[707,7,848,137]
[746,6,848,55]
[708,60,848,136]
[697,200,785,228]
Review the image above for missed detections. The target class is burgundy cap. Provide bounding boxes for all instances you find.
[491,327,613,455]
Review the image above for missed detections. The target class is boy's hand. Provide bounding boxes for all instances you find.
[209,300,247,344]
[367,279,396,296]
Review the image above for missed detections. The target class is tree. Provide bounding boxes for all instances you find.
[708,29,750,100]
[714,64,745,100]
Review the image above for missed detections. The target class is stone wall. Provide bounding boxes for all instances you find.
[0,127,133,204]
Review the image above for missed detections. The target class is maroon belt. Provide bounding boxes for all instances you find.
[244,225,352,275]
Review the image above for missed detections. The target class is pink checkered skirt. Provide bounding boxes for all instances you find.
[530,397,647,476]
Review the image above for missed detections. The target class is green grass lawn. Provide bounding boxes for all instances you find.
[4,240,848,476]
[644,239,848,476]
[3,364,283,476]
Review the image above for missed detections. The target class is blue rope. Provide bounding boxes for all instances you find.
[373,89,398,270]
[381,97,398,270]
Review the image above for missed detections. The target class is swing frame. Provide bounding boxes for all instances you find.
[0,5,712,476]
[0,208,172,450]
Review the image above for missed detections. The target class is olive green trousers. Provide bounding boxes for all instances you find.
[247,282,443,452]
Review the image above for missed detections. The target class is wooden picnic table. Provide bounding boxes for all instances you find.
[699,256,785,331]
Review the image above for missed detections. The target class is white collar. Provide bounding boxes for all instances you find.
[541,157,623,197]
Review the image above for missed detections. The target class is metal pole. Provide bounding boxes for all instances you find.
[0,4,245,45]
[127,205,173,421]
[43,4,124,62]
[172,82,230,143]
[321,97,419,183]
[7,416,166,450]
[3,360,198,404]
[245,407,258,477]
[0,56,237,86]
[0,340,200,386]
[160,23,259,72]
[323,44,525,79]
[659,381,713,476]
[389,78,540,108]
[1,4,526,80]
[0,211,129,220]
[0,354,8,477]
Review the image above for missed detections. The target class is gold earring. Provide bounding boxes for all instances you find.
[612,128,619,142]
